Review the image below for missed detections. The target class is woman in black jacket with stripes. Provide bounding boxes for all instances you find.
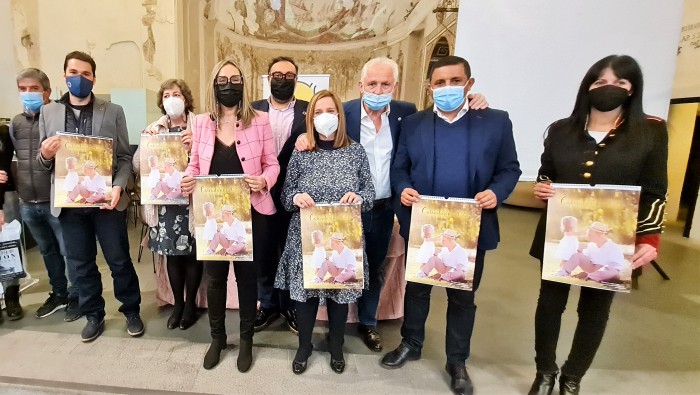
[528,55,668,395]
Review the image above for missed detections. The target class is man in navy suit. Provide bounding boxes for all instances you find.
[381,56,521,395]
[297,57,487,352]
[251,56,307,334]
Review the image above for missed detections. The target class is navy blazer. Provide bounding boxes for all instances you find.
[343,99,417,162]
[251,99,308,208]
[391,108,521,250]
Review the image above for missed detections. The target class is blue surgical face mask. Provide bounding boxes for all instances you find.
[66,75,94,99]
[362,91,392,111]
[432,85,466,112]
[20,92,44,112]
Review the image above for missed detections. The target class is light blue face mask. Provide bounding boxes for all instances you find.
[362,91,392,111]
[20,91,44,112]
[432,85,466,112]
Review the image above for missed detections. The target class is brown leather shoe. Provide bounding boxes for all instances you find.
[359,325,382,352]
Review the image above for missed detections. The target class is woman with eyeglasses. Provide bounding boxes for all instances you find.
[180,59,280,372]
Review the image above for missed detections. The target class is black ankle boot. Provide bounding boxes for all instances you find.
[528,371,557,395]
[237,338,253,373]
[203,338,227,370]
[4,285,23,321]
[167,304,184,329]
[179,302,197,330]
[559,374,581,395]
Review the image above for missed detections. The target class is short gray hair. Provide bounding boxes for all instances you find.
[360,57,399,84]
[16,68,50,91]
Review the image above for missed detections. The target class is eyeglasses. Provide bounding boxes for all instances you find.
[270,72,297,81]
[215,75,243,86]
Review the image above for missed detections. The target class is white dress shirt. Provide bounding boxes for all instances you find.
[331,246,356,270]
[433,102,469,124]
[438,244,468,270]
[64,171,79,192]
[163,170,183,189]
[360,103,393,199]
[82,174,106,194]
[221,219,246,243]
[583,240,626,271]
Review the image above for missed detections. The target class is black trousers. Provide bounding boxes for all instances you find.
[257,209,292,312]
[534,277,615,378]
[205,210,270,341]
[166,253,202,307]
[400,249,486,365]
[295,298,348,362]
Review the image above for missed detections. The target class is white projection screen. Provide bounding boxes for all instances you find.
[454,0,684,180]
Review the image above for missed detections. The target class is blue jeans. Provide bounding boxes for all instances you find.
[357,202,395,327]
[400,249,486,365]
[60,208,141,320]
[20,202,77,299]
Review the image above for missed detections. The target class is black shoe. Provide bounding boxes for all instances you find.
[359,325,382,352]
[36,293,68,318]
[292,359,308,375]
[282,308,299,335]
[253,308,280,332]
[126,315,145,337]
[330,358,345,374]
[528,371,557,395]
[4,285,23,321]
[64,298,82,322]
[179,304,198,330]
[445,363,474,395]
[167,304,184,330]
[237,338,253,373]
[203,339,227,370]
[559,374,581,395]
[81,316,105,342]
[381,343,421,369]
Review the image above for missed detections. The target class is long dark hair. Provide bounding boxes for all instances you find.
[567,55,646,130]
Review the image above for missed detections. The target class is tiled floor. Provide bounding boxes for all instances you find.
[0,206,698,394]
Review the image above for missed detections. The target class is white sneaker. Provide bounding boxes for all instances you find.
[313,277,323,284]
[552,269,569,277]
[204,248,215,255]
[415,271,428,278]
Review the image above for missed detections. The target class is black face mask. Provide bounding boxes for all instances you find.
[270,79,296,102]
[216,83,243,108]
[588,85,630,112]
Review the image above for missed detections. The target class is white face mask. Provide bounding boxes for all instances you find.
[313,112,338,138]
[163,96,185,118]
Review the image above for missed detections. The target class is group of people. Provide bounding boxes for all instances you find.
[0,49,667,395]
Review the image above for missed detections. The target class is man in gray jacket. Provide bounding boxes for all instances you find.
[10,68,80,321]
[38,51,143,342]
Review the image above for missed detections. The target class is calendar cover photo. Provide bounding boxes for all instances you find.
[192,175,252,261]
[139,133,189,205]
[542,184,641,293]
[405,196,482,291]
[300,203,364,290]
[54,133,113,208]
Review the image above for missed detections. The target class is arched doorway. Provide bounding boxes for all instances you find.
[422,36,451,109]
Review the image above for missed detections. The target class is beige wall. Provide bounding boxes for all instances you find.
[666,103,699,223]
[9,0,182,98]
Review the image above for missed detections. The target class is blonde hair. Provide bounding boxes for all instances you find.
[202,201,214,216]
[421,224,434,239]
[560,216,578,233]
[305,90,350,151]
[311,230,324,244]
[204,59,257,128]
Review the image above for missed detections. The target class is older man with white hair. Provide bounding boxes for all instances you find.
[297,56,489,352]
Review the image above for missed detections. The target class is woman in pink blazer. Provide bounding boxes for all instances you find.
[181,59,280,372]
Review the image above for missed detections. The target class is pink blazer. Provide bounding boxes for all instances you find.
[186,112,280,215]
